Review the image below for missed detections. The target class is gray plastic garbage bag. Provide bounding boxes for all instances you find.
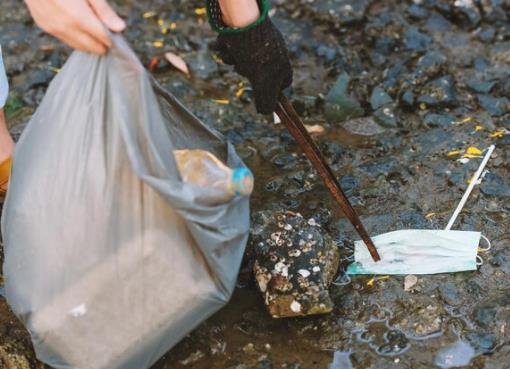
[1,35,250,369]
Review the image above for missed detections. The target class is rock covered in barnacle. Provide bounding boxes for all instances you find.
[250,210,340,318]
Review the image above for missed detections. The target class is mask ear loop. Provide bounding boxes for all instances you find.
[476,234,492,266]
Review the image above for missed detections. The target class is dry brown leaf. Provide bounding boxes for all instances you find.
[404,274,418,291]
[164,52,189,75]
[304,124,325,134]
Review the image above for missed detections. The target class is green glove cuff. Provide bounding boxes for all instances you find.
[206,0,269,34]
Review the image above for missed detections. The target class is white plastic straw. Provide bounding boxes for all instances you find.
[445,145,496,230]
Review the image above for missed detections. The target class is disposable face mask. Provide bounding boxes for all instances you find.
[347,145,495,275]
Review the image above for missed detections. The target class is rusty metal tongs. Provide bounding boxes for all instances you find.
[275,96,381,262]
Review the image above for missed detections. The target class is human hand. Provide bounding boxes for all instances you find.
[208,0,293,115]
[25,0,126,55]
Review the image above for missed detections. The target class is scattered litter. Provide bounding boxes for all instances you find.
[348,146,496,275]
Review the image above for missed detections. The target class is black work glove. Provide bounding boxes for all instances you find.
[207,0,293,115]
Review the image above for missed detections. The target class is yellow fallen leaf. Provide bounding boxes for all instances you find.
[366,277,375,287]
[425,212,436,220]
[465,147,482,156]
[157,18,164,26]
[475,125,484,132]
[460,116,473,123]
[236,87,245,98]
[164,52,190,75]
[170,22,177,30]
[152,41,164,48]
[447,150,463,157]
[489,129,506,139]
[143,11,157,19]
[213,99,230,105]
[160,27,168,35]
[195,7,207,15]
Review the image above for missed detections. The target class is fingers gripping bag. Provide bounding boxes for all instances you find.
[1,35,250,369]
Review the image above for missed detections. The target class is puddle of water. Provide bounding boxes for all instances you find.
[434,340,476,369]
[329,351,354,369]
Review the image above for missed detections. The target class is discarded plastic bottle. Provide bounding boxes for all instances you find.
[174,149,254,203]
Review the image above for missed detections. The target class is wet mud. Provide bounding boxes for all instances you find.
[1,0,509,368]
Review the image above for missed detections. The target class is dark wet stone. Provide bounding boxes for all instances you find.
[383,59,408,91]
[308,0,373,26]
[477,95,510,117]
[374,105,398,128]
[370,87,393,110]
[490,41,510,64]
[24,69,54,89]
[325,73,364,124]
[279,199,301,210]
[496,134,510,146]
[369,51,387,67]
[467,78,497,94]
[322,142,344,163]
[465,332,497,354]
[407,4,429,19]
[473,57,490,72]
[250,210,340,318]
[377,330,409,356]
[308,206,332,228]
[439,282,461,306]
[292,95,318,117]
[476,27,497,43]
[400,90,415,108]
[489,250,510,272]
[360,158,399,177]
[425,12,453,33]
[271,152,299,169]
[315,44,338,63]
[448,168,467,189]
[414,127,451,154]
[186,50,218,80]
[342,116,385,136]
[374,36,398,56]
[265,177,284,192]
[423,113,455,127]
[339,176,360,197]
[404,26,432,51]
[417,76,457,107]
[398,211,429,229]
[502,78,510,96]
[473,304,497,327]
[453,3,481,28]
[414,50,448,81]
[480,0,509,23]
[480,173,510,197]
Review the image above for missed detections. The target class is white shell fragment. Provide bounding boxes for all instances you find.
[274,262,289,277]
[290,300,302,313]
[298,269,311,278]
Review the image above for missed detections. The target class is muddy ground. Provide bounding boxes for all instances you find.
[1,0,510,368]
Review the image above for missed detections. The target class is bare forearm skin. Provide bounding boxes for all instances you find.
[218,0,260,27]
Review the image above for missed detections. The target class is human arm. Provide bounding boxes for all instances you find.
[24,0,125,55]
[207,0,293,114]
